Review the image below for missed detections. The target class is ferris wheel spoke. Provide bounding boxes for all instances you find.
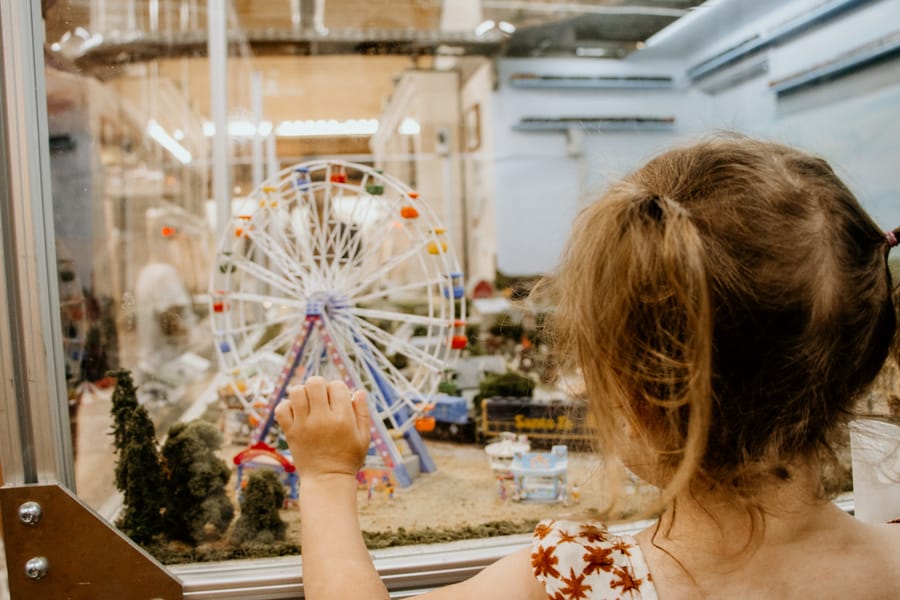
[265,213,307,273]
[342,238,430,298]
[331,188,373,265]
[216,310,299,338]
[330,320,424,429]
[232,254,306,300]
[319,219,347,285]
[247,230,311,290]
[351,315,445,372]
[227,290,307,311]
[350,307,453,330]
[350,196,391,270]
[251,322,304,358]
[284,207,328,287]
[351,276,445,305]
[293,182,329,274]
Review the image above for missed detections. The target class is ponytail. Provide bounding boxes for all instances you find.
[548,181,714,513]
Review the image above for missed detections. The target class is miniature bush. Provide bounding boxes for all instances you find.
[161,420,234,543]
[489,313,524,342]
[437,379,460,396]
[481,371,535,398]
[474,371,535,409]
[230,469,287,545]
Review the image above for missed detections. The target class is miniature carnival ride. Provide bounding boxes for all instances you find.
[210,160,466,489]
[510,445,568,503]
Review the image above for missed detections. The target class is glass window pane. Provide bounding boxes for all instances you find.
[14,0,897,583]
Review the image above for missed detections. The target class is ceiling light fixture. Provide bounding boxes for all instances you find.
[475,19,496,36]
[147,119,192,164]
[399,117,421,135]
[275,118,379,137]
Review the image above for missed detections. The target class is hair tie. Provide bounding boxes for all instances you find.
[887,230,899,248]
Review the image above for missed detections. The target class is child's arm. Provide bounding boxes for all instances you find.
[275,377,546,600]
[417,546,547,599]
[276,376,388,599]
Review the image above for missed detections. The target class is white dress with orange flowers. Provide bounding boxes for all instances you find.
[531,519,658,600]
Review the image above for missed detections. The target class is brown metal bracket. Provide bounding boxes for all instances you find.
[1,483,182,599]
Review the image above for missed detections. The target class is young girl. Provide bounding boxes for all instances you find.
[275,136,900,599]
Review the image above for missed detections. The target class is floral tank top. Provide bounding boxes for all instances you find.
[531,519,658,599]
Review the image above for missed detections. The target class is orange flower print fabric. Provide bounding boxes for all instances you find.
[531,520,658,600]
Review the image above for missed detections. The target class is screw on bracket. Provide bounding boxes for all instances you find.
[17,501,43,525]
[24,556,49,581]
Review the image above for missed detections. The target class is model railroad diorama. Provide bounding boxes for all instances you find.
[104,161,607,564]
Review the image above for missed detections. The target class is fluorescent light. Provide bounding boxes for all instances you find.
[275,118,379,137]
[147,119,192,164]
[475,20,496,36]
[498,21,516,34]
[228,119,258,137]
[399,117,421,135]
[202,118,373,138]
[81,33,104,50]
[173,129,185,140]
[227,119,273,137]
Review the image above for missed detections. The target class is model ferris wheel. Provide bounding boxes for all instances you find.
[211,160,466,487]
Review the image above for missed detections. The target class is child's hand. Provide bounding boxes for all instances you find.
[274,376,371,480]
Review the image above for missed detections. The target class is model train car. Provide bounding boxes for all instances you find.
[423,395,592,446]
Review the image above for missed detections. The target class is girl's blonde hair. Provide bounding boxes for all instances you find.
[545,135,896,509]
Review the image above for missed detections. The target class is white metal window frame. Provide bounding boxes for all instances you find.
[0,0,75,490]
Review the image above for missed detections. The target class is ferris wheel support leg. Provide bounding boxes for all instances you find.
[253,317,317,443]
[364,354,437,478]
[369,415,413,488]
[318,315,416,488]
[404,427,437,474]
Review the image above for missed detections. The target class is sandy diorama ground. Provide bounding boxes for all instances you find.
[72,381,659,563]
[268,439,658,548]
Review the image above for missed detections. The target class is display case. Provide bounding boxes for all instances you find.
[2,0,899,598]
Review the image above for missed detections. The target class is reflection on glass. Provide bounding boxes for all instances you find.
[34,0,900,566]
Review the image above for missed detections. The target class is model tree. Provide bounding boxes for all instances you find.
[110,368,140,491]
[161,420,234,543]
[230,469,287,545]
[108,368,165,544]
[110,369,138,434]
[117,405,166,543]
